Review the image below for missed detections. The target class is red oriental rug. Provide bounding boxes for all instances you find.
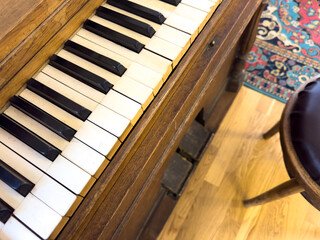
[244,0,320,103]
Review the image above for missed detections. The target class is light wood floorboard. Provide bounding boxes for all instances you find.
[158,86,320,240]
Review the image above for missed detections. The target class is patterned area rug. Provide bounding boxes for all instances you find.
[244,0,320,102]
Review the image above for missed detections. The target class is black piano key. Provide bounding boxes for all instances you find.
[107,0,166,24]
[64,40,126,76]
[26,78,91,121]
[83,19,144,53]
[159,0,181,6]
[49,55,113,94]
[96,6,156,38]
[0,198,14,224]
[0,114,61,161]
[10,96,76,141]
[0,159,35,197]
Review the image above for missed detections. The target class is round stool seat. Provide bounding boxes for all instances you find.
[279,76,320,210]
[243,75,320,210]
[243,76,320,209]
[289,80,320,185]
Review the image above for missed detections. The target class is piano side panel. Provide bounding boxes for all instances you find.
[0,0,105,109]
[57,0,263,239]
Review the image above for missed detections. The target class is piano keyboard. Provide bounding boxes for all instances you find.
[0,0,221,239]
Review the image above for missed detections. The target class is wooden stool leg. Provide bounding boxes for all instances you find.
[243,178,304,207]
[263,121,280,139]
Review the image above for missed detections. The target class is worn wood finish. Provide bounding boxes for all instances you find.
[0,0,106,110]
[0,0,264,239]
[57,0,263,239]
[0,0,62,62]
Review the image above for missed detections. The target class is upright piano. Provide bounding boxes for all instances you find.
[0,0,267,239]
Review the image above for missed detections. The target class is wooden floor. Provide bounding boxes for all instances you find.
[158,86,320,240]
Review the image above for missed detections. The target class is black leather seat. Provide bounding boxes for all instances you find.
[289,81,320,184]
[244,76,320,209]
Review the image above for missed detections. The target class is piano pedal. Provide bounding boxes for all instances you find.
[140,120,213,239]
[161,120,212,198]
[177,120,212,162]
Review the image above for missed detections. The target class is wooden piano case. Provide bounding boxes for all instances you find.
[0,0,267,239]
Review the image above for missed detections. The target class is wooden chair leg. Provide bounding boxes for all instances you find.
[243,178,304,207]
[263,121,280,139]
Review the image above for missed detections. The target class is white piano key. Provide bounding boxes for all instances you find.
[125,62,163,94]
[101,3,191,55]
[90,15,183,66]
[130,0,199,40]
[47,155,94,196]
[145,36,183,67]
[32,174,81,216]
[0,128,51,172]
[0,143,80,217]
[0,142,42,184]
[0,180,24,210]
[0,217,41,240]
[131,0,174,18]
[181,0,215,13]
[76,29,130,57]
[4,106,69,151]
[61,138,108,177]
[75,120,121,159]
[155,24,190,50]
[164,13,198,39]
[42,56,145,126]
[57,49,120,86]
[71,34,132,69]
[42,65,105,103]
[19,89,83,131]
[70,35,163,94]
[35,72,98,111]
[0,126,94,197]
[90,15,150,46]
[76,29,172,79]
[88,104,131,141]
[113,76,154,110]
[173,4,208,30]
[100,90,143,125]
[102,3,161,31]
[139,0,208,31]
[14,194,64,240]
[136,49,172,79]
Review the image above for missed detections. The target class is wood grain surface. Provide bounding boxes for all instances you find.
[158,87,320,240]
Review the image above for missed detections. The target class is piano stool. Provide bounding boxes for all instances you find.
[243,75,320,210]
